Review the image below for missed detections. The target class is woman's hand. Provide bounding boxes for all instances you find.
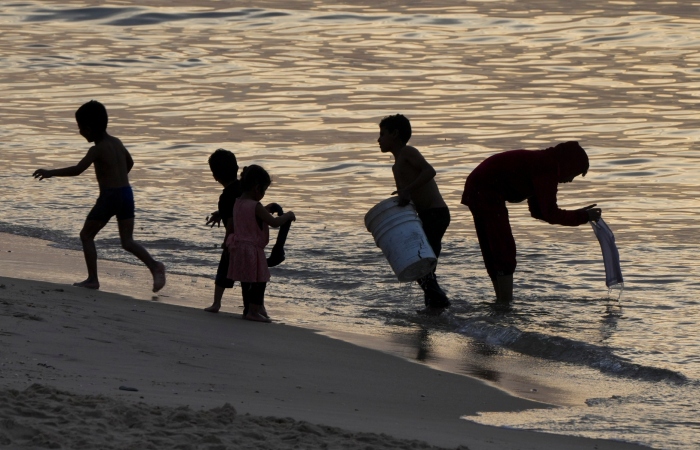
[33,169,52,180]
[584,203,602,222]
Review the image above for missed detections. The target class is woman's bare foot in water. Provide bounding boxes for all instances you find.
[204,302,221,313]
[73,279,100,290]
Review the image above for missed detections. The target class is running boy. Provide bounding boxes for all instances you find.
[33,100,166,292]
[377,114,451,313]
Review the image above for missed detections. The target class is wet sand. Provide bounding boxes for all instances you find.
[0,233,614,408]
[0,233,648,449]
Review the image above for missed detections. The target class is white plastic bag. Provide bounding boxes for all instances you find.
[590,218,624,289]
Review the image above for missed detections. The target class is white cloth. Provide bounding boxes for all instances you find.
[590,218,623,288]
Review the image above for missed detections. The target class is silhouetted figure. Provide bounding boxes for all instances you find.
[33,100,166,292]
[462,141,602,305]
[378,114,451,314]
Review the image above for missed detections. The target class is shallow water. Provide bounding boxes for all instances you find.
[2,1,700,448]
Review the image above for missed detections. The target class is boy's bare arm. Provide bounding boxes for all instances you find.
[33,147,97,180]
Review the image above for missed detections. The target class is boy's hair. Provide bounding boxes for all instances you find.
[75,100,108,132]
[379,114,412,145]
[240,164,271,192]
[208,148,239,183]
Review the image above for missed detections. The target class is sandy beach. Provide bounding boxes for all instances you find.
[0,233,648,449]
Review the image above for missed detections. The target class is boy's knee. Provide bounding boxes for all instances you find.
[79,230,94,242]
[120,238,136,251]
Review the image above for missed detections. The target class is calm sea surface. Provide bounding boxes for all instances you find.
[2,1,700,448]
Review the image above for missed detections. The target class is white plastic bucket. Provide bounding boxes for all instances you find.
[364,197,437,282]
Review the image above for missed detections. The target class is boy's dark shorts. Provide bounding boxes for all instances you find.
[87,186,135,222]
[418,207,450,258]
[215,249,235,289]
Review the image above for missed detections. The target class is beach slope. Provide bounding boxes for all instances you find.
[0,276,650,449]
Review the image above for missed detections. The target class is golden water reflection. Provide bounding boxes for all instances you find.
[2,0,700,387]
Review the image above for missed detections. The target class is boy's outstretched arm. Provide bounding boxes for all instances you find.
[33,147,97,180]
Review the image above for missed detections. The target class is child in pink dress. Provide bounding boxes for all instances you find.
[226,165,296,322]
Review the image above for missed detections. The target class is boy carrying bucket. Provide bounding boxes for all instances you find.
[377,114,451,314]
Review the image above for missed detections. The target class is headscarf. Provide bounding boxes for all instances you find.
[548,141,589,182]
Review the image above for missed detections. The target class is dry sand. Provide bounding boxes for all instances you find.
[0,234,649,449]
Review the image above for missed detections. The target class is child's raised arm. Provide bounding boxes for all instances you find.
[255,202,295,228]
[33,147,98,180]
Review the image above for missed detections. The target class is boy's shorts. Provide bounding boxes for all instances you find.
[418,207,450,258]
[86,186,135,222]
[215,249,235,289]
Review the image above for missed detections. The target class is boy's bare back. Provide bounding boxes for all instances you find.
[89,134,133,189]
[392,145,447,212]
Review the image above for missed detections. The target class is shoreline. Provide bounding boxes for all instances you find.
[0,232,590,406]
[0,232,650,449]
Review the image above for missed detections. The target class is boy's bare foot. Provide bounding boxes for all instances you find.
[244,312,271,323]
[204,302,221,313]
[152,262,166,293]
[73,279,100,290]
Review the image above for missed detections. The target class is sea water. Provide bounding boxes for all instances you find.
[1,1,699,448]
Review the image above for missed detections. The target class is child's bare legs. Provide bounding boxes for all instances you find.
[74,219,108,289]
[242,282,270,322]
[117,218,166,292]
[205,285,226,312]
[206,251,234,313]
[246,304,271,323]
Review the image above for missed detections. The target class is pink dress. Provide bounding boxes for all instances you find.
[226,198,270,282]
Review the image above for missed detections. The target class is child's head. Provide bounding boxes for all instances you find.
[75,100,108,136]
[240,164,271,199]
[379,114,412,145]
[208,148,239,184]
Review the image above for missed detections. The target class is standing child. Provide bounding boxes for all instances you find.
[226,165,295,322]
[204,150,293,314]
[204,149,243,312]
[378,114,451,314]
[32,100,166,292]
